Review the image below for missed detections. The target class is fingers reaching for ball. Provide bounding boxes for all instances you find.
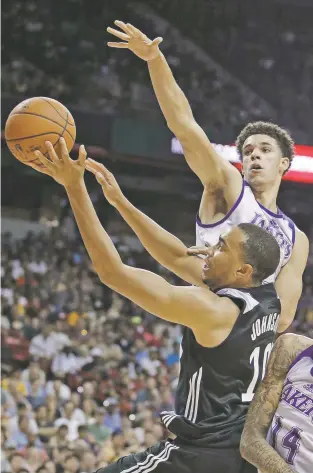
[26,138,87,188]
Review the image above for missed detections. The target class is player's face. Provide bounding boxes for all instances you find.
[241,134,289,188]
[202,228,249,289]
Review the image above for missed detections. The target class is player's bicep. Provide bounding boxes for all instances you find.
[103,265,171,316]
[103,265,224,332]
[275,230,309,332]
[103,265,198,326]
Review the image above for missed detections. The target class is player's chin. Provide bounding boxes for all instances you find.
[246,173,266,186]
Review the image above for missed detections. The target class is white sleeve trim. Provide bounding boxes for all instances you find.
[216,288,259,314]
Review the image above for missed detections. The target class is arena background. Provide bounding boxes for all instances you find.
[1,1,313,472]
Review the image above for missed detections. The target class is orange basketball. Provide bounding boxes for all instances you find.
[5,97,76,167]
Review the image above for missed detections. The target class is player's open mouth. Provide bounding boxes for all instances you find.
[203,263,209,270]
[250,164,262,172]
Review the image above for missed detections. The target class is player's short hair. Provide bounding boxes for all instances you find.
[238,223,280,284]
[236,121,295,174]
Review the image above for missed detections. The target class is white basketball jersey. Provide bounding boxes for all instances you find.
[266,345,313,473]
[196,181,296,283]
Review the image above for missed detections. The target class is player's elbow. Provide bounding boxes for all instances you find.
[277,293,300,333]
[277,313,295,333]
[167,116,192,138]
[94,261,124,288]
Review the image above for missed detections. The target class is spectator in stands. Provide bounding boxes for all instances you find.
[51,344,91,377]
[27,379,47,409]
[49,424,70,449]
[8,452,30,473]
[22,360,46,386]
[103,399,122,433]
[29,325,58,360]
[54,401,82,441]
[8,414,41,450]
[140,348,162,377]
[80,450,97,473]
[88,408,112,445]
[94,332,123,368]
[46,379,71,406]
[35,405,55,443]
[42,460,56,473]
[73,424,97,453]
[63,454,80,473]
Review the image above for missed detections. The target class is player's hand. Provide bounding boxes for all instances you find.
[85,158,124,207]
[27,138,87,188]
[107,21,163,61]
[187,243,211,257]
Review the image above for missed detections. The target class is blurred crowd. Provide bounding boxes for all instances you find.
[1,206,313,473]
[2,0,312,144]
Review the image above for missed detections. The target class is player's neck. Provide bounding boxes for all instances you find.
[252,181,280,214]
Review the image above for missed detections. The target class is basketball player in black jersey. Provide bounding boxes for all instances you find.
[106,21,309,335]
[31,139,281,473]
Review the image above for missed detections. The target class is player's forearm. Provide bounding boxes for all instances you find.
[148,53,193,133]
[115,195,187,269]
[65,180,122,278]
[240,432,296,473]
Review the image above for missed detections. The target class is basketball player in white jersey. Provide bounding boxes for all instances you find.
[240,333,313,473]
[106,21,309,333]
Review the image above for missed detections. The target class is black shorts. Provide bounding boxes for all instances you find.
[96,438,257,473]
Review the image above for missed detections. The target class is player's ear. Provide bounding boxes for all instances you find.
[237,263,253,281]
[279,157,290,175]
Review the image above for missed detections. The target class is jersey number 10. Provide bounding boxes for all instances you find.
[242,342,274,402]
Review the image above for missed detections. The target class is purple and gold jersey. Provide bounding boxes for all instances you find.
[196,181,297,284]
[267,345,313,473]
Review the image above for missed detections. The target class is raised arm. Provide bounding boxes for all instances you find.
[107,21,242,202]
[29,140,237,347]
[275,229,309,333]
[240,333,312,473]
[86,158,206,287]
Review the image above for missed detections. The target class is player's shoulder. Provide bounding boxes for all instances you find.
[291,227,309,259]
[273,333,313,365]
[294,227,309,246]
[189,285,241,322]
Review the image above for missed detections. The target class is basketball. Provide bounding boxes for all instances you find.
[4,97,76,166]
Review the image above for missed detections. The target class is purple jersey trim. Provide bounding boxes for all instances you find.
[279,211,296,246]
[196,180,245,228]
[257,201,283,218]
[289,344,313,371]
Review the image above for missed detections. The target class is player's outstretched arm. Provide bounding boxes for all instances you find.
[107,21,242,200]
[275,229,309,332]
[28,140,237,346]
[240,334,312,473]
[86,158,206,287]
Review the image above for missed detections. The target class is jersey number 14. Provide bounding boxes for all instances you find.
[242,342,274,402]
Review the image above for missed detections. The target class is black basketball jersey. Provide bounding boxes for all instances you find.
[160,283,281,448]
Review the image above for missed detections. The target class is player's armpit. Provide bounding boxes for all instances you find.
[275,229,309,333]
[240,334,311,473]
[99,265,238,346]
